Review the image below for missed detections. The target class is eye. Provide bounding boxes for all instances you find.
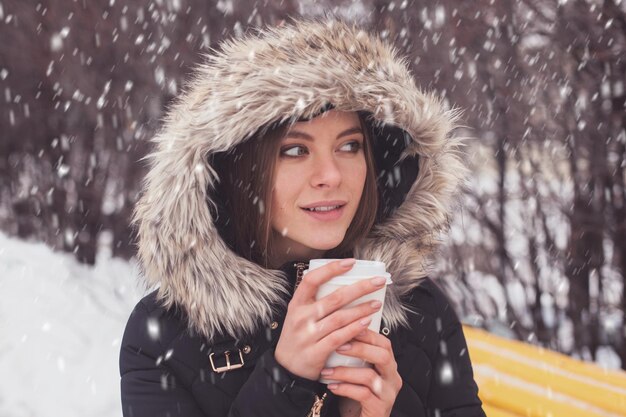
[280,145,308,158]
[340,140,363,153]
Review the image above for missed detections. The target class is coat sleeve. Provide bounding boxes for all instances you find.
[120,301,328,417]
[120,302,206,417]
[227,347,329,417]
[424,282,486,417]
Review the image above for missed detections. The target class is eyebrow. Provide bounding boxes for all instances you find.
[284,126,363,141]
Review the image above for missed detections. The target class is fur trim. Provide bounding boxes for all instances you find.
[132,17,469,343]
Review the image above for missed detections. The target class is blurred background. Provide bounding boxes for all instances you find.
[0,0,624,415]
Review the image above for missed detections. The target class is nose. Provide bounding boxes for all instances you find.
[309,153,342,189]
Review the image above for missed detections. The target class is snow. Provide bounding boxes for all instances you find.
[0,216,622,417]
[0,232,145,417]
[596,346,622,371]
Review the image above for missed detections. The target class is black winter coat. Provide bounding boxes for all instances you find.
[120,261,485,417]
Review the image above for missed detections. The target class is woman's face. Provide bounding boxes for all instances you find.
[270,109,367,263]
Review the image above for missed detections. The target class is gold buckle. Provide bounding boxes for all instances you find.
[209,349,245,373]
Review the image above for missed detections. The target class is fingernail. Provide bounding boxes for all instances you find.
[371,276,386,286]
[321,368,334,375]
[328,383,339,389]
[337,343,352,351]
[340,258,356,267]
[370,300,382,309]
[360,316,372,326]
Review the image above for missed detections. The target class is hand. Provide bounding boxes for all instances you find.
[274,259,386,381]
[322,329,402,417]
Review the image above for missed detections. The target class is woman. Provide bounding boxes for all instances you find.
[120,16,486,417]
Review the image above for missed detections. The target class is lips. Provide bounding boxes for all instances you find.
[301,204,345,221]
[300,200,347,210]
[301,204,344,212]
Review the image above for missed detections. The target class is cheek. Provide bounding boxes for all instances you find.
[360,159,367,183]
[270,186,288,231]
[271,169,298,212]
[350,157,367,194]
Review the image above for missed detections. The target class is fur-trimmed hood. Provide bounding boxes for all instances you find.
[133,17,469,343]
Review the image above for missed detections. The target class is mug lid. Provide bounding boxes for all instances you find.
[303,259,393,285]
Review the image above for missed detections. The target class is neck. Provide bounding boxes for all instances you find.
[267,234,326,269]
[267,248,326,269]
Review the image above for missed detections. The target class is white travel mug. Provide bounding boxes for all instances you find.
[303,259,393,384]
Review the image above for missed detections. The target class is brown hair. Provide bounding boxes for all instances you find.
[210,111,379,268]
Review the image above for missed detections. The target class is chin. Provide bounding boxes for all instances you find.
[304,236,346,251]
[311,242,342,251]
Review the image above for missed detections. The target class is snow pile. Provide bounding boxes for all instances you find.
[0,232,146,417]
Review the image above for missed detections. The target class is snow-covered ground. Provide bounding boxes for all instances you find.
[0,232,145,417]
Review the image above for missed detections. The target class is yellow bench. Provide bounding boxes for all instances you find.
[463,326,626,417]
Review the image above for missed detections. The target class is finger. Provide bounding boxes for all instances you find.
[292,258,355,304]
[327,382,379,408]
[318,312,373,352]
[313,275,387,320]
[314,300,382,340]
[353,328,392,349]
[321,366,386,398]
[335,339,396,379]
